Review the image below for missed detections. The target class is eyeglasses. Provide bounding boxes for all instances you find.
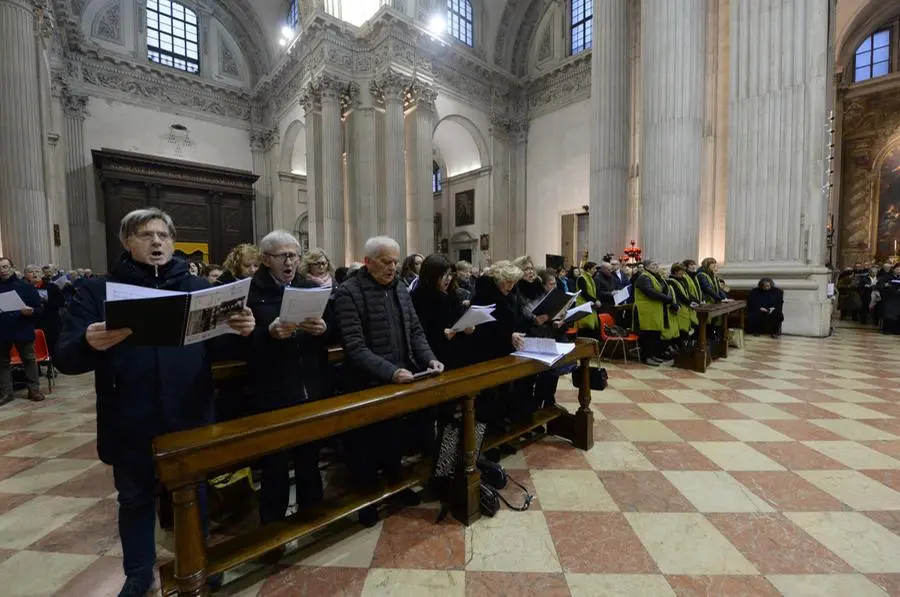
[265,252,299,263]
[134,231,172,241]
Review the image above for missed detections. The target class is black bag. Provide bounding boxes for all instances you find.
[477,456,507,489]
[480,482,500,516]
[571,366,608,391]
[603,323,629,338]
[477,457,534,513]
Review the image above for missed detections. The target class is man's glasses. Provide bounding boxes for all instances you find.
[134,231,172,241]
[266,252,299,264]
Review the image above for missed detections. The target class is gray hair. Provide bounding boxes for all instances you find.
[259,230,300,254]
[119,208,176,245]
[25,264,41,273]
[487,260,524,285]
[363,236,400,259]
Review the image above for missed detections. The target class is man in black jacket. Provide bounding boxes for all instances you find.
[24,264,64,361]
[0,258,44,405]
[246,230,330,527]
[593,261,619,305]
[55,208,255,597]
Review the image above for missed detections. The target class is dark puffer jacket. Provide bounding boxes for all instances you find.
[333,267,436,390]
[55,255,218,466]
[0,274,43,343]
[470,275,532,362]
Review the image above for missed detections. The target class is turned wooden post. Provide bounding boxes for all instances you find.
[452,393,482,525]
[573,356,595,451]
[171,483,208,597]
[695,312,709,373]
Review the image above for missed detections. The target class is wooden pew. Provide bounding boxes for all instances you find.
[675,301,747,373]
[155,339,598,596]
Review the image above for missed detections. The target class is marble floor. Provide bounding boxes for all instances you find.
[2,326,900,596]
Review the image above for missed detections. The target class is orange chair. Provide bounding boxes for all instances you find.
[598,313,640,363]
[9,329,54,393]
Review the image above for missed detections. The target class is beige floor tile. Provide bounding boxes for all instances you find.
[361,569,465,597]
[663,471,775,513]
[608,379,652,391]
[0,550,99,597]
[589,390,633,404]
[466,510,561,573]
[584,442,657,471]
[822,402,894,419]
[293,521,383,568]
[566,573,677,597]
[698,369,739,380]
[625,512,758,575]
[6,433,95,459]
[690,442,786,471]
[804,440,900,470]
[628,370,670,380]
[25,414,95,433]
[738,389,802,403]
[745,379,804,390]
[660,389,717,404]
[797,470,900,510]
[728,403,798,420]
[759,370,810,380]
[637,403,701,421]
[786,512,900,573]
[710,420,794,442]
[0,494,99,549]
[676,379,728,390]
[808,420,898,441]
[819,389,885,403]
[0,458,98,494]
[830,369,878,379]
[530,470,619,511]
[611,421,683,442]
[824,379,880,391]
[0,410,28,423]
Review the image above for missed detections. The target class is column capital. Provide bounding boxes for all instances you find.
[405,80,437,111]
[371,70,412,104]
[62,90,89,120]
[299,84,321,116]
[491,116,529,142]
[317,74,345,103]
[340,81,360,118]
[250,128,278,152]
[32,0,54,39]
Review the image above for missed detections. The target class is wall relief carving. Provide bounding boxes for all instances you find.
[92,0,122,44]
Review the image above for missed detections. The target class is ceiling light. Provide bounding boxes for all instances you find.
[279,38,287,46]
[281,25,293,39]
[427,14,446,36]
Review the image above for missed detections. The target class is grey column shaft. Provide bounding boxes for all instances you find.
[304,107,322,249]
[63,96,91,266]
[354,82,379,250]
[320,89,344,264]
[383,93,407,253]
[640,0,706,262]
[251,147,272,240]
[589,0,630,259]
[406,101,434,255]
[0,0,51,264]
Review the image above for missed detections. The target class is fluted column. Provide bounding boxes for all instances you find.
[301,86,322,250]
[319,76,345,264]
[405,82,437,255]
[250,128,277,240]
[589,0,630,259]
[0,0,51,264]
[640,0,706,262]
[62,90,91,267]
[374,71,409,253]
[353,80,379,251]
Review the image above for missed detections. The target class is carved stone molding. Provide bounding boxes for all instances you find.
[491,115,529,143]
[300,83,321,115]
[220,40,241,79]
[405,79,437,110]
[371,69,411,104]
[250,128,278,152]
[525,52,591,118]
[340,80,360,117]
[62,89,89,119]
[91,0,122,44]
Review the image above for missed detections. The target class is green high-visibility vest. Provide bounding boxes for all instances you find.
[575,272,599,330]
[669,277,699,330]
[634,273,679,340]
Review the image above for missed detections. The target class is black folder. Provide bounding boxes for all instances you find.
[532,290,577,318]
[105,295,191,347]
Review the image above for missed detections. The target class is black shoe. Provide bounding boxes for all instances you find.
[118,573,154,597]
[533,425,546,436]
[396,488,421,507]
[208,572,224,591]
[359,505,379,527]
[497,443,518,455]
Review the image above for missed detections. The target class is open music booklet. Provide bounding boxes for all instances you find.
[104,278,251,346]
[532,289,580,319]
[450,304,496,332]
[512,337,576,366]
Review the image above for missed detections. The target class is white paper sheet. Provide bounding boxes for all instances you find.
[279,285,332,324]
[106,282,184,302]
[612,287,631,305]
[53,276,70,289]
[37,289,48,301]
[565,302,593,321]
[0,290,28,313]
[512,341,576,366]
[450,305,496,332]
[183,278,252,345]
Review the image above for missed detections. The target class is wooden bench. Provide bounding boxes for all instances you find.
[674,300,747,373]
[154,339,598,596]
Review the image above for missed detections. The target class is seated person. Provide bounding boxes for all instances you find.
[747,277,784,337]
[55,208,255,597]
[246,230,330,528]
[634,260,680,366]
[334,236,443,524]
[697,257,729,303]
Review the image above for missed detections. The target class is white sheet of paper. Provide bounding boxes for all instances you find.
[53,276,69,289]
[522,337,558,354]
[451,305,496,332]
[512,341,576,366]
[826,283,835,298]
[106,282,184,302]
[37,289,48,301]
[0,290,28,313]
[279,285,332,324]
[183,278,252,345]
[565,301,593,320]
[613,287,631,305]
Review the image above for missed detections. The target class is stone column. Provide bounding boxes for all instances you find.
[0,0,51,264]
[250,128,277,241]
[626,0,642,245]
[319,76,345,265]
[374,71,409,253]
[510,121,529,257]
[640,0,706,262]
[589,0,630,260]
[301,86,322,250]
[404,81,437,255]
[724,0,830,336]
[353,80,379,251]
[62,90,91,267]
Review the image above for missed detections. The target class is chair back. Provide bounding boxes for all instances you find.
[8,345,22,366]
[33,330,50,362]
[598,313,616,340]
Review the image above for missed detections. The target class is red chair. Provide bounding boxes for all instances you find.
[9,329,54,393]
[598,313,640,364]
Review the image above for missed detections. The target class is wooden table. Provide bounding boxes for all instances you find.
[675,300,746,373]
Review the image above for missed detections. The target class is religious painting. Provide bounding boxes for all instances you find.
[877,143,900,258]
[455,190,475,227]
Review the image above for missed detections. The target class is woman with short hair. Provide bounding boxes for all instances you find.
[299,247,335,289]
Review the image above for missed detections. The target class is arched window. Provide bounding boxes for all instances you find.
[570,0,593,55]
[146,0,200,74]
[854,29,891,82]
[448,0,474,47]
[433,161,443,193]
[287,0,300,30]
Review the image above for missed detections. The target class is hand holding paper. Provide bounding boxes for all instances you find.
[451,305,496,332]
[279,286,331,324]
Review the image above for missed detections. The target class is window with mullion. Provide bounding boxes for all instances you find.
[433,162,442,193]
[448,0,474,47]
[570,0,593,55]
[287,0,299,30]
[146,0,200,74]
[854,28,891,82]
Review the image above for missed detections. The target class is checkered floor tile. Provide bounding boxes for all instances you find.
[1,326,900,596]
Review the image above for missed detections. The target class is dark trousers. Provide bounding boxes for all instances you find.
[748,312,783,335]
[113,463,207,580]
[259,445,323,525]
[534,371,560,408]
[344,419,408,485]
[0,340,39,394]
[639,331,664,361]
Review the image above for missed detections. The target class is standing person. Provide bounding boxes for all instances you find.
[746,278,784,337]
[634,260,680,365]
[593,261,618,305]
[201,263,223,284]
[697,258,729,303]
[877,263,900,334]
[0,258,45,405]
[573,262,601,335]
[54,208,256,597]
[410,254,473,370]
[857,266,880,325]
[668,263,700,345]
[24,264,64,361]
[610,259,628,288]
[399,253,423,288]
[218,243,260,285]
[455,260,475,294]
[298,248,335,289]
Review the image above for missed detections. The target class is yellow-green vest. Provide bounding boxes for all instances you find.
[574,272,599,331]
[634,273,679,340]
[669,276,699,331]
[697,270,720,301]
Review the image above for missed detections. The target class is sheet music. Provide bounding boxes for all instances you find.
[37,289,48,301]
[279,285,332,324]
[106,282,184,302]
[0,290,27,313]
[613,286,631,306]
[451,305,496,332]
[565,302,593,320]
[183,278,252,345]
[512,341,576,366]
[522,337,558,355]
[53,276,69,289]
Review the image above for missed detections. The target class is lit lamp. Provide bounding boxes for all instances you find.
[623,240,642,265]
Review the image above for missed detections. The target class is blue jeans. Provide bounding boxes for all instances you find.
[113,463,208,580]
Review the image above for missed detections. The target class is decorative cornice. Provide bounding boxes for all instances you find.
[405,79,437,110]
[524,51,591,118]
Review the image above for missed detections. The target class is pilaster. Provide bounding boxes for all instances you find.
[301,85,322,250]
[250,128,278,241]
[372,70,410,253]
[404,81,437,256]
[319,75,345,265]
[351,80,378,255]
[62,89,91,267]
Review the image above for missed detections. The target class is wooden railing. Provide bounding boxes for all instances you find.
[154,339,598,596]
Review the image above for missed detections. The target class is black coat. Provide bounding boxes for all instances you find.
[410,284,470,370]
[747,287,785,329]
[333,268,436,390]
[245,266,333,412]
[879,275,900,321]
[0,275,43,343]
[471,276,531,361]
[594,271,619,304]
[55,256,218,466]
[34,279,65,337]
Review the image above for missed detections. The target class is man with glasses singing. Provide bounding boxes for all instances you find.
[55,208,256,597]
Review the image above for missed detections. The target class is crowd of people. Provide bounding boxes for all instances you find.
[836,261,900,334]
